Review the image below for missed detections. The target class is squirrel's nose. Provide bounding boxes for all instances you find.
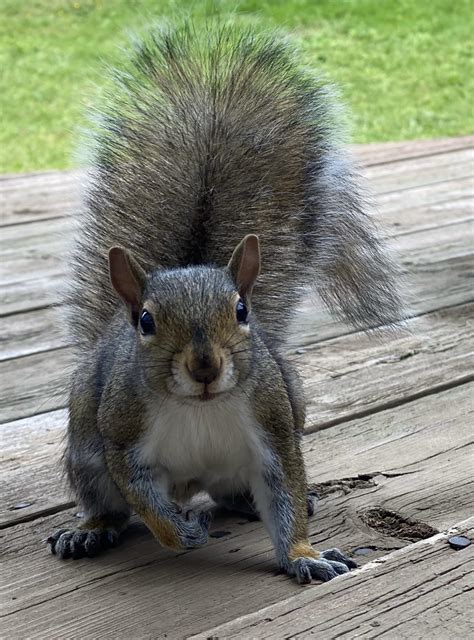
[190,366,220,385]
[187,353,222,385]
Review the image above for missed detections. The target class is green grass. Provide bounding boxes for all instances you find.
[1,0,473,172]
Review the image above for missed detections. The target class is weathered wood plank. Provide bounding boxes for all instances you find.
[0,218,73,286]
[0,409,69,527]
[1,273,63,316]
[0,308,66,361]
[354,135,474,167]
[382,194,472,236]
[1,386,472,638]
[0,506,380,634]
[366,147,473,193]
[192,519,474,640]
[0,170,80,226]
[0,410,70,527]
[0,348,72,424]
[303,382,474,532]
[298,303,474,430]
[378,174,472,212]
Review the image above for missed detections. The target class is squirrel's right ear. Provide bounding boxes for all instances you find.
[108,247,147,326]
[227,234,261,300]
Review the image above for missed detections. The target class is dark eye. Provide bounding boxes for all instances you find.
[236,299,248,324]
[139,310,156,335]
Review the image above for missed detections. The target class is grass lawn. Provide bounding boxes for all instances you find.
[1,0,472,173]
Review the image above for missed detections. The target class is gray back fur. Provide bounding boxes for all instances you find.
[67,22,404,349]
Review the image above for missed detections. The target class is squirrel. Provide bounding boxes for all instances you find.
[47,23,403,584]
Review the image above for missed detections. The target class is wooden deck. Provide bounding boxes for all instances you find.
[1,136,473,639]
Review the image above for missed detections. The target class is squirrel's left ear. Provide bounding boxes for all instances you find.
[227,234,261,299]
[108,247,147,326]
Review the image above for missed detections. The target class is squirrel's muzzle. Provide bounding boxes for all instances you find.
[186,329,223,385]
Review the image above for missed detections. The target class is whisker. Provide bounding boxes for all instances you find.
[227,338,248,350]
[222,329,240,348]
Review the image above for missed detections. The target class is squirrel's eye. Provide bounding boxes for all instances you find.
[139,310,155,335]
[236,299,248,324]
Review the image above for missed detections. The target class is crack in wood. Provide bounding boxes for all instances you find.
[358,507,439,542]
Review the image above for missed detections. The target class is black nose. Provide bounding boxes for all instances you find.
[190,366,220,385]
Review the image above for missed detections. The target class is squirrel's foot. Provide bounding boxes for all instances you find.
[47,527,119,559]
[289,548,357,584]
[174,509,211,549]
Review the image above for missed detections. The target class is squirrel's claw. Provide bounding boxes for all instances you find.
[291,557,348,584]
[320,547,358,569]
[290,548,356,584]
[47,528,118,559]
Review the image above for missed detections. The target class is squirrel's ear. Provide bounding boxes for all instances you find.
[227,234,261,299]
[108,247,147,325]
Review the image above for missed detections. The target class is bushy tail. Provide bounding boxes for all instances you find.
[67,22,404,348]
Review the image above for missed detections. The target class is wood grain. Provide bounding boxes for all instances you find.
[0,409,69,527]
[299,303,474,430]
[0,170,80,226]
[1,273,63,316]
[354,135,473,167]
[0,217,73,285]
[0,347,72,423]
[366,147,473,193]
[0,307,66,361]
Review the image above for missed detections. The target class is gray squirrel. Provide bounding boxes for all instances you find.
[47,23,403,584]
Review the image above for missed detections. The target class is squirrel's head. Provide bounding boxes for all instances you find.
[108,235,260,402]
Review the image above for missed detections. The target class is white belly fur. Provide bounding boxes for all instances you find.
[139,392,266,493]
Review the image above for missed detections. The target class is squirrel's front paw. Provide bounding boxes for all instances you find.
[290,548,357,584]
[174,509,211,549]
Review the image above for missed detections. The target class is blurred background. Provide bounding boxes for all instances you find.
[1,0,472,173]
